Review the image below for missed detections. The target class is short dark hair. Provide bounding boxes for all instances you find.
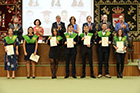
[116,29,125,37]
[86,16,92,20]
[84,24,88,28]
[67,24,74,28]
[69,16,76,24]
[27,26,34,35]
[34,19,41,25]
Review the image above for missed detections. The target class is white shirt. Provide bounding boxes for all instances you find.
[84,32,88,36]
[88,23,91,27]
[69,32,73,36]
[14,24,19,31]
[119,37,122,40]
[102,30,106,35]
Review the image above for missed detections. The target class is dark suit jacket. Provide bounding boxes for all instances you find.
[98,22,113,33]
[9,24,23,42]
[51,22,66,37]
[82,23,96,34]
[79,33,95,49]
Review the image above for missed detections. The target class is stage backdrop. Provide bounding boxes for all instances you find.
[0,0,21,41]
[0,0,140,40]
[22,0,94,35]
[94,0,140,40]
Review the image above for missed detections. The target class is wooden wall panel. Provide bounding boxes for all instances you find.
[0,43,128,65]
[0,66,139,77]
[133,41,140,59]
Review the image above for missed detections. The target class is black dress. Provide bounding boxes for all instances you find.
[24,36,36,61]
[48,38,63,59]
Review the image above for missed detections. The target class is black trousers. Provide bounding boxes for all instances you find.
[116,53,126,74]
[81,46,93,76]
[98,46,110,75]
[65,48,77,76]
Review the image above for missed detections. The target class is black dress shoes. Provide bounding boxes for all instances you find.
[91,75,96,78]
[64,75,69,79]
[72,76,77,79]
[80,75,86,78]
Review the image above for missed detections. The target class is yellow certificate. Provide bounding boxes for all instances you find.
[116,41,124,53]
[67,38,74,48]
[84,36,91,45]
[6,45,14,56]
[29,54,40,63]
[102,37,108,47]
[50,37,57,47]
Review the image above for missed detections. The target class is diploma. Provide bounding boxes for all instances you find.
[67,38,74,48]
[84,36,91,45]
[116,41,124,53]
[102,37,108,47]
[50,37,57,47]
[29,53,40,63]
[6,45,14,56]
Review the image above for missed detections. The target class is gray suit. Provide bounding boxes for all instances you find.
[9,24,23,42]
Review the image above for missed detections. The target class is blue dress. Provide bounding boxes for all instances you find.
[73,24,77,33]
[24,36,36,61]
[4,38,19,71]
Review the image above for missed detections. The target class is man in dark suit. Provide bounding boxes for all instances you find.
[9,16,23,42]
[51,15,66,37]
[96,23,112,78]
[98,14,113,33]
[64,24,78,79]
[82,16,96,34]
[80,24,96,78]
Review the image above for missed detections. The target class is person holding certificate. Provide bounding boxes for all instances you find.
[79,25,96,78]
[47,28,63,79]
[4,28,19,79]
[33,19,44,43]
[96,23,112,78]
[113,29,127,78]
[23,27,38,79]
[64,24,78,79]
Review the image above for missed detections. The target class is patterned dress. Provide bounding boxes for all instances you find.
[4,37,19,71]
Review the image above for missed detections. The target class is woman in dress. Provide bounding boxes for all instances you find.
[69,16,79,34]
[47,28,63,79]
[113,29,127,78]
[23,27,38,79]
[4,28,19,79]
[33,19,44,43]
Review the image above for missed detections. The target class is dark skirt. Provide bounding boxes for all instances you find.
[24,43,35,61]
[49,46,61,59]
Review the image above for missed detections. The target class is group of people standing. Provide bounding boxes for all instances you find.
[3,14,129,79]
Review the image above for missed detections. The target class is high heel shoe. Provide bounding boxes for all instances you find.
[12,77,15,79]
[7,77,10,79]
[32,77,36,79]
[27,77,30,79]
[117,73,120,78]
[120,73,123,78]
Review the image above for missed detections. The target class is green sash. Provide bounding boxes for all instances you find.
[4,35,17,44]
[114,36,127,44]
[98,31,111,37]
[80,33,93,38]
[65,32,77,39]
[49,35,63,41]
[23,35,38,43]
